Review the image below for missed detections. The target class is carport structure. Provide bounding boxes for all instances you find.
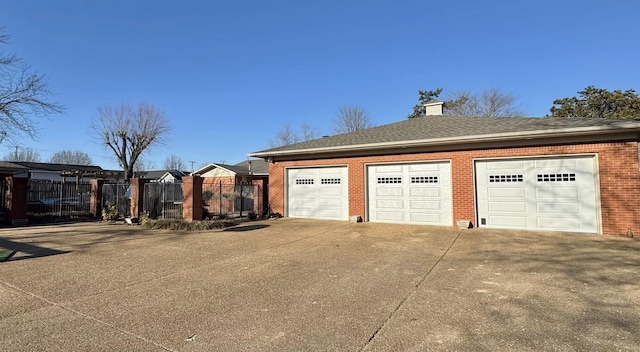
[250,105,640,236]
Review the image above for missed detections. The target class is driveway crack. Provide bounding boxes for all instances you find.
[359,228,465,351]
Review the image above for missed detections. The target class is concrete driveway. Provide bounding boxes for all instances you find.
[0,219,638,351]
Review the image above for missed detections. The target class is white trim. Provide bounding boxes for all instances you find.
[472,153,602,234]
[365,160,453,226]
[284,164,349,219]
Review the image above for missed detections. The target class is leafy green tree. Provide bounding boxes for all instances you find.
[408,89,443,118]
[549,86,640,119]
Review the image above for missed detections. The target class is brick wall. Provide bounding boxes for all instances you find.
[268,141,640,236]
[6,176,28,225]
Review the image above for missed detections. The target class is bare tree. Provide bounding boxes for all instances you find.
[270,122,298,147]
[91,102,170,180]
[163,154,186,170]
[408,88,525,118]
[334,105,373,134]
[48,150,92,165]
[444,89,525,117]
[133,157,156,172]
[4,146,41,162]
[0,27,64,145]
[300,123,318,141]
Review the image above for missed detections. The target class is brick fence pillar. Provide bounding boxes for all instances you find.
[90,179,105,219]
[129,178,149,219]
[182,176,203,222]
[6,176,28,225]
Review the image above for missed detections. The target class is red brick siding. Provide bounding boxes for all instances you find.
[268,141,640,236]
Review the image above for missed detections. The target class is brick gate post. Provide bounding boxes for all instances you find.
[90,179,105,219]
[6,176,28,225]
[182,176,203,222]
[129,178,149,219]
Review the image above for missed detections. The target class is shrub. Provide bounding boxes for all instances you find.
[140,219,237,231]
[102,205,119,221]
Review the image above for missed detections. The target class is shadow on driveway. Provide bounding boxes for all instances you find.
[0,237,70,261]
[223,224,270,232]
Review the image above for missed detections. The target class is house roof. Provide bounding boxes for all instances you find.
[235,159,269,175]
[7,161,105,172]
[194,160,269,176]
[134,170,188,180]
[249,116,640,158]
[0,161,28,174]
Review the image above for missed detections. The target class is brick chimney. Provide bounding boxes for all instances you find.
[424,101,444,116]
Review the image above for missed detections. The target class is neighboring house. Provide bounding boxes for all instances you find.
[133,170,188,183]
[193,159,269,186]
[7,161,107,182]
[249,102,640,236]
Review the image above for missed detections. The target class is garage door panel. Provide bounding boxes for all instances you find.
[376,212,404,221]
[319,198,344,207]
[535,159,577,168]
[489,188,525,198]
[377,199,403,209]
[375,165,403,173]
[409,200,441,210]
[287,167,348,220]
[537,217,580,230]
[376,187,403,196]
[368,162,452,226]
[536,187,578,199]
[410,188,439,197]
[489,202,526,212]
[537,202,579,213]
[490,215,527,227]
[410,212,441,223]
[408,163,439,172]
[487,160,525,170]
[476,156,599,233]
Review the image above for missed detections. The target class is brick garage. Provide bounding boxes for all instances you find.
[250,113,640,236]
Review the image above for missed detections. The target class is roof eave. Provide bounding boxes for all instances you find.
[248,125,640,158]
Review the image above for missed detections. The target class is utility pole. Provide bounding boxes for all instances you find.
[189,161,195,173]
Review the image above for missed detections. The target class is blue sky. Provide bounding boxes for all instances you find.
[1,0,639,171]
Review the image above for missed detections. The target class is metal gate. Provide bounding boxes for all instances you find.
[202,183,262,218]
[102,182,130,219]
[26,180,92,219]
[143,183,183,219]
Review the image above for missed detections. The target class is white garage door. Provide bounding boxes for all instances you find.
[367,162,452,225]
[287,167,349,220]
[475,156,599,233]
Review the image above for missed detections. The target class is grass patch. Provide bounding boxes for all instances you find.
[141,219,237,231]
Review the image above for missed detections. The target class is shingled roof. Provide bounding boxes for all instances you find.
[249,116,640,158]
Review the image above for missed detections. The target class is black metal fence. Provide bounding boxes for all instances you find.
[26,179,92,220]
[202,183,262,219]
[101,182,130,219]
[143,182,183,219]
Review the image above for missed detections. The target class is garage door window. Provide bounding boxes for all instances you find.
[411,176,438,184]
[321,178,341,184]
[377,177,402,184]
[489,174,523,183]
[537,173,576,182]
[295,179,314,185]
